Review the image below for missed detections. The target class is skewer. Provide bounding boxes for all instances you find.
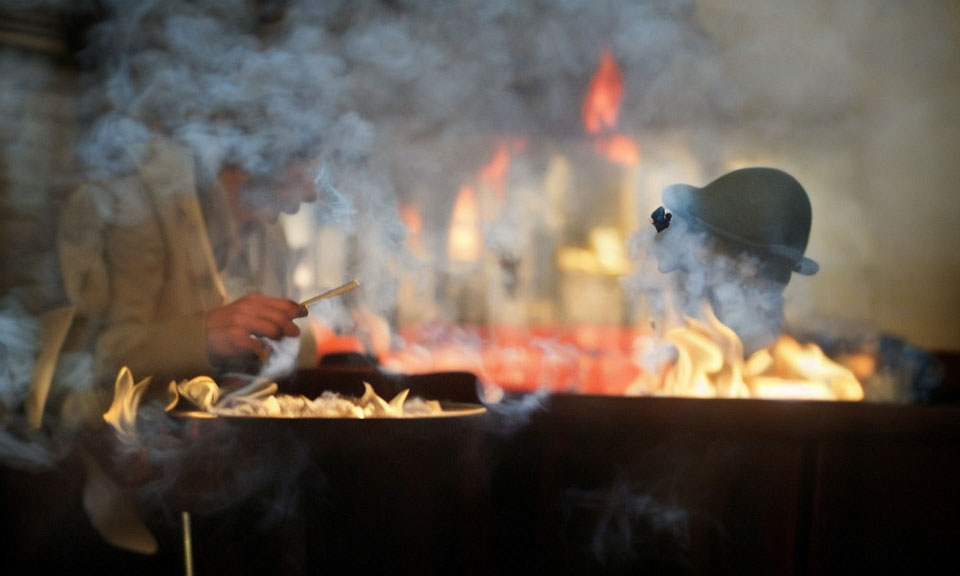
[182,511,194,576]
[299,279,360,307]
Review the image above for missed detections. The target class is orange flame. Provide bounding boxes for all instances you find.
[648,305,864,401]
[582,48,624,134]
[593,134,640,165]
[480,142,511,189]
[447,185,481,262]
[582,48,640,165]
[398,203,423,255]
[478,138,529,200]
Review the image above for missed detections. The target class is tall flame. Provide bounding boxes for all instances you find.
[102,366,154,445]
[582,48,640,165]
[582,48,624,134]
[663,309,751,398]
[583,48,640,165]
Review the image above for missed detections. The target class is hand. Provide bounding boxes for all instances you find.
[205,293,308,367]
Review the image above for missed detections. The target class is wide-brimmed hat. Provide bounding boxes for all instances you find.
[662,167,819,275]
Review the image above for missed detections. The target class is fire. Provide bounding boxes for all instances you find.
[166,378,445,419]
[103,367,155,444]
[638,305,864,401]
[593,133,640,165]
[103,369,449,430]
[478,139,527,200]
[398,203,423,256]
[662,311,750,398]
[479,143,511,184]
[447,185,481,262]
[582,48,624,134]
[747,336,865,401]
[382,324,644,395]
[445,140,525,263]
[582,48,640,165]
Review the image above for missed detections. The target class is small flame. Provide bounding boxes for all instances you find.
[582,48,640,165]
[593,134,640,165]
[652,305,864,401]
[477,138,527,206]
[102,366,154,445]
[399,203,423,255]
[447,185,482,262]
[479,141,511,200]
[582,48,624,134]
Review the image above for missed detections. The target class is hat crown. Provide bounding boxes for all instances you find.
[663,167,818,275]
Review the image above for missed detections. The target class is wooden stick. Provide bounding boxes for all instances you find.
[300,279,360,307]
[182,511,194,576]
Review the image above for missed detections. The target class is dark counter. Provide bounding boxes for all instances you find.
[5,368,960,575]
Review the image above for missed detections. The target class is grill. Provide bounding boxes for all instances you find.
[115,362,960,575]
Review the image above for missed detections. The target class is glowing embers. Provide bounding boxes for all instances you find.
[638,305,864,401]
[166,377,444,418]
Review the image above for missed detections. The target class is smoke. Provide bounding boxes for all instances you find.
[625,211,791,358]
[0,297,70,470]
[65,0,721,256]
[2,0,958,566]
[481,387,551,438]
[0,298,40,410]
[255,335,300,383]
[565,482,691,570]
[0,0,922,415]
[59,0,906,336]
[112,398,312,514]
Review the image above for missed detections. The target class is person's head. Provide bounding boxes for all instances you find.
[651,167,818,286]
[227,157,319,227]
[218,131,320,229]
[649,167,818,351]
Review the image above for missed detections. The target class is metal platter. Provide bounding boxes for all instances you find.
[169,401,487,420]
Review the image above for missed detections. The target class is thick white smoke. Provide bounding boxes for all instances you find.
[0,2,956,549]
[0,3,957,572]
[0,0,946,453]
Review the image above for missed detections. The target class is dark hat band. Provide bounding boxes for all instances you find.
[662,168,819,276]
[672,207,819,275]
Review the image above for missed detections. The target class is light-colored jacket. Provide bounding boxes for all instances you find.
[59,136,316,387]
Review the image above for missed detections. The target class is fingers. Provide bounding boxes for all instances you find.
[242,315,301,340]
[225,329,269,356]
[229,293,307,323]
[225,294,305,336]
[205,293,309,366]
[205,325,269,367]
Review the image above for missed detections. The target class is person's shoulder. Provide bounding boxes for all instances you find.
[136,135,198,197]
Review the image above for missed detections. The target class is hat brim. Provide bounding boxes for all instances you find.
[793,257,819,276]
